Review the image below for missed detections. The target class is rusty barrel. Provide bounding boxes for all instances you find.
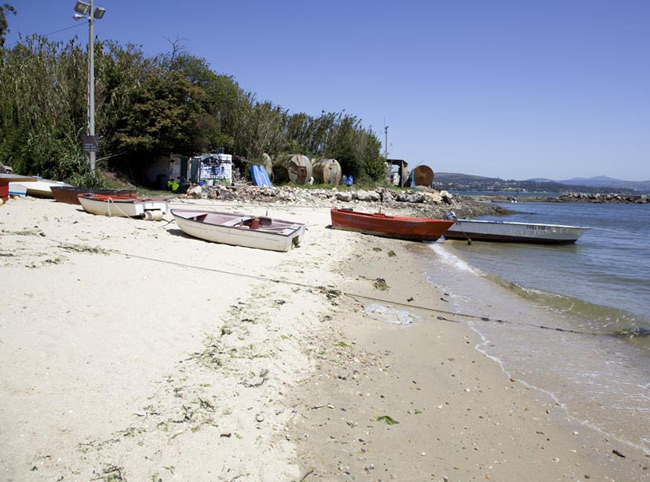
[412,165,435,186]
[312,159,342,186]
[273,154,313,185]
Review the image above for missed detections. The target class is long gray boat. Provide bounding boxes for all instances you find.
[444,219,590,244]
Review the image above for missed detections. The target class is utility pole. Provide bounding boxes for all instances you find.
[384,124,389,159]
[73,1,106,172]
[88,0,95,171]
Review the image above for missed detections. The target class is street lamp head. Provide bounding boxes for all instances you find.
[72,13,85,20]
[93,7,106,19]
[73,1,91,15]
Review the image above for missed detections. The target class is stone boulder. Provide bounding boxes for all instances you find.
[426,191,443,204]
[356,190,380,202]
[336,192,353,202]
[440,190,454,204]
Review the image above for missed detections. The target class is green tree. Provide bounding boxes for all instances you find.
[0,3,16,49]
[0,30,384,186]
[0,35,89,180]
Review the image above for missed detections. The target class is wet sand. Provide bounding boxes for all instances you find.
[288,236,650,481]
[1,196,648,481]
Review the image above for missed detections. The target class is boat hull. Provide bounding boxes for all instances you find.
[8,183,27,197]
[172,209,305,252]
[52,186,137,205]
[79,194,168,218]
[444,219,589,244]
[10,179,72,198]
[330,208,454,242]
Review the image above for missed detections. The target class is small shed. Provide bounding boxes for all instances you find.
[190,153,233,186]
[386,159,409,187]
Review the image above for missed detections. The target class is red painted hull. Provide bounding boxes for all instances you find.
[330,208,454,242]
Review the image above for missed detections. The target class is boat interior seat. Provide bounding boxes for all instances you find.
[222,217,248,227]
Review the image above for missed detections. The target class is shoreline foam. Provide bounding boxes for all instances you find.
[427,242,650,456]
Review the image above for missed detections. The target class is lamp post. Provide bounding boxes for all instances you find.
[73,1,106,172]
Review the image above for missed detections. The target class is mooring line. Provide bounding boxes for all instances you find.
[342,293,598,336]
[34,235,607,337]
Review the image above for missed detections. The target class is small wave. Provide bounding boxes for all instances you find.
[481,271,649,339]
[429,244,482,274]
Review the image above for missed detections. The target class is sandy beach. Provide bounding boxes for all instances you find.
[1,195,648,482]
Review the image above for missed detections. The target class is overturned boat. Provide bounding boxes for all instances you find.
[171,209,306,252]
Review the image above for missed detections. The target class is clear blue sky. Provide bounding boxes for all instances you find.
[5,0,650,181]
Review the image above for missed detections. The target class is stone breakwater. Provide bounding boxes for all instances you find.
[183,185,509,218]
[556,192,648,204]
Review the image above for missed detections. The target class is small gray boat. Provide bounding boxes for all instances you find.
[444,219,590,244]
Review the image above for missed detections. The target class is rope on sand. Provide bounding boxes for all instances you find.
[43,235,600,337]
[118,250,605,336]
[342,293,597,336]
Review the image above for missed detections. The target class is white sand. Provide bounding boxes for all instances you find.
[1,197,346,481]
[1,196,648,482]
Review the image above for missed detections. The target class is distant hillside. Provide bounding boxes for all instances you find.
[435,172,503,184]
[557,176,650,191]
[435,172,645,194]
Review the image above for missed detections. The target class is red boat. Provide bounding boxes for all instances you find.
[51,186,137,205]
[330,208,455,242]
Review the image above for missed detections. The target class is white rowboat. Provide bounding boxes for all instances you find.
[171,209,306,252]
[78,194,168,218]
[444,219,589,244]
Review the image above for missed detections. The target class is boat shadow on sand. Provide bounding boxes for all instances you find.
[166,227,195,239]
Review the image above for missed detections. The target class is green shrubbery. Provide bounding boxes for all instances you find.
[0,6,385,186]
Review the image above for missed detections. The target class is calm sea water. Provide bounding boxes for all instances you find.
[423,200,650,454]
[450,201,650,327]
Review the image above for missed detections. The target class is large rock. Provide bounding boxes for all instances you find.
[356,190,380,202]
[336,192,353,202]
[380,189,395,202]
[440,190,454,204]
[396,192,426,203]
[427,191,443,204]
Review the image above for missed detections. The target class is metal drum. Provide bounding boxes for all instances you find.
[273,154,313,185]
[412,165,435,186]
[312,159,342,186]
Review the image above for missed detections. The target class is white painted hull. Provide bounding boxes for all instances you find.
[172,209,306,252]
[79,196,168,218]
[445,219,589,244]
[8,183,27,197]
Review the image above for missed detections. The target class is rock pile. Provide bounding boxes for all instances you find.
[184,184,508,218]
[559,192,648,204]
